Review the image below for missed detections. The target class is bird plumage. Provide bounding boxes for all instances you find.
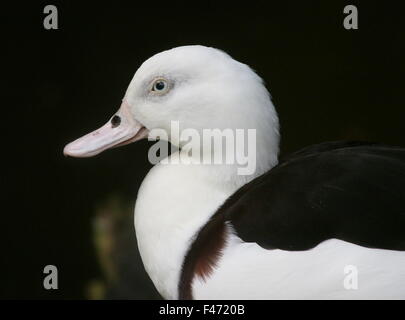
[64,46,405,300]
[181,141,405,299]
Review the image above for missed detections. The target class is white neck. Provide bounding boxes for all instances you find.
[134,124,279,299]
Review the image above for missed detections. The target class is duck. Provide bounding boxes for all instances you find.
[64,45,405,299]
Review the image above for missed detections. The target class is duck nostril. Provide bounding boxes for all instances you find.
[111,115,121,128]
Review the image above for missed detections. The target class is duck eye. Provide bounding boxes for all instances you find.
[152,79,168,93]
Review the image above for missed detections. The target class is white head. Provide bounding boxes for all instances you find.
[64,45,280,177]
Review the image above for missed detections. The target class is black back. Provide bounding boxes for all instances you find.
[222,141,405,251]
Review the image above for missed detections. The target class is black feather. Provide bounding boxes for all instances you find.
[221,141,405,251]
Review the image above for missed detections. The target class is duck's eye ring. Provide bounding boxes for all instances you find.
[151,79,168,93]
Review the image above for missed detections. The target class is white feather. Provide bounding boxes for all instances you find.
[193,228,405,299]
[129,45,405,300]
[132,46,279,299]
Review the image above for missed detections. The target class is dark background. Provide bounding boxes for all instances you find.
[2,1,404,299]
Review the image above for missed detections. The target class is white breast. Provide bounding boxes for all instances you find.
[134,152,241,299]
[192,229,405,299]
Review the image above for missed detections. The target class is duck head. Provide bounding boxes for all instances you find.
[64,45,279,175]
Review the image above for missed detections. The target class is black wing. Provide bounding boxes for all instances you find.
[222,141,405,251]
